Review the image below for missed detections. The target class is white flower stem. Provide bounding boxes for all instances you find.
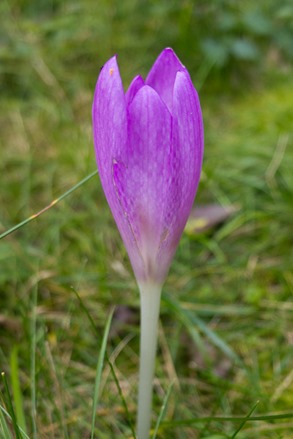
[137,282,162,439]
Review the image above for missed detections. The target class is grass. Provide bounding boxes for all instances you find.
[1,0,293,437]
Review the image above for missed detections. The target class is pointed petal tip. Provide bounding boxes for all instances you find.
[145,48,187,111]
[161,47,174,54]
[157,47,185,68]
[98,54,119,77]
[93,54,123,108]
[128,83,171,116]
[125,75,145,105]
[92,52,126,164]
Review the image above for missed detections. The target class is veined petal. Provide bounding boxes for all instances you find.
[92,56,138,266]
[92,49,204,285]
[92,55,127,174]
[125,75,145,106]
[146,48,186,112]
[113,85,172,282]
[172,70,204,204]
[157,70,204,267]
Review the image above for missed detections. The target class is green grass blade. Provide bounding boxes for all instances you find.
[161,412,293,428]
[10,347,27,434]
[90,309,114,439]
[71,287,98,336]
[163,294,205,358]
[152,381,174,439]
[30,287,37,439]
[230,401,259,438]
[0,402,31,439]
[0,402,12,439]
[0,170,98,240]
[107,359,137,438]
[71,287,136,438]
[163,293,241,365]
[1,372,21,439]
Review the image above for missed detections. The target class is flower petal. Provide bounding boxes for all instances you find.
[92,55,127,175]
[172,70,204,204]
[92,56,137,265]
[125,75,145,106]
[146,48,186,112]
[113,85,172,282]
[92,50,204,285]
[157,70,204,266]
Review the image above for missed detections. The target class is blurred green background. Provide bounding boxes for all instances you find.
[0,0,293,438]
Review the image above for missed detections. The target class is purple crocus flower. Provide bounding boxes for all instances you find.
[93,48,203,438]
[92,48,204,287]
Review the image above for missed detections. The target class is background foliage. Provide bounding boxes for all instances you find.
[0,0,292,437]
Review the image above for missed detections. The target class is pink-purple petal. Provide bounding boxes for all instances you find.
[92,55,127,172]
[125,75,145,106]
[156,71,204,269]
[92,56,139,265]
[146,48,186,112]
[112,85,172,282]
[172,70,204,202]
[92,49,204,285]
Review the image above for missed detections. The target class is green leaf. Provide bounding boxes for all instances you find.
[90,309,114,439]
[10,347,27,434]
[163,294,241,366]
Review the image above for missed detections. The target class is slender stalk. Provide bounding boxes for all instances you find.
[137,283,162,439]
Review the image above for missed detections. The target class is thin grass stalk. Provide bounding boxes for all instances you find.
[90,309,114,439]
[30,286,37,439]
